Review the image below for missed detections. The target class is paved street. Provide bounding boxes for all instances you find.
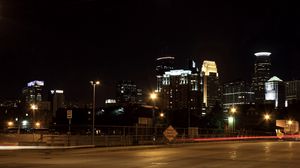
[1,141,300,167]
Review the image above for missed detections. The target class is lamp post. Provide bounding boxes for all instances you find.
[263,114,271,132]
[90,80,100,146]
[229,107,236,133]
[30,104,38,128]
[150,92,157,141]
[287,120,293,134]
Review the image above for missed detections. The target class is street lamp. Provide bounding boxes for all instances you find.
[149,92,157,141]
[7,121,14,127]
[35,122,41,128]
[90,80,100,146]
[229,107,237,132]
[288,120,293,134]
[263,114,271,132]
[160,112,164,118]
[30,104,38,127]
[264,114,271,121]
[230,107,237,114]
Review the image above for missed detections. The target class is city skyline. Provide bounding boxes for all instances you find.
[1,1,300,104]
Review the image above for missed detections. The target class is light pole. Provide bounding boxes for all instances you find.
[263,113,271,132]
[287,120,293,134]
[229,107,236,133]
[150,92,157,141]
[90,80,100,146]
[30,104,38,128]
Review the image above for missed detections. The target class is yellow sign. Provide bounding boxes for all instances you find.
[163,125,178,142]
[276,129,284,139]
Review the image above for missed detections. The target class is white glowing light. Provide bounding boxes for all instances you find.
[254,52,271,57]
[22,120,28,126]
[228,116,234,123]
[156,57,175,61]
[27,80,44,87]
[164,69,192,76]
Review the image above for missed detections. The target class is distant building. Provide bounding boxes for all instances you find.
[136,88,144,104]
[49,90,65,118]
[156,57,175,92]
[116,80,142,105]
[265,76,285,108]
[286,80,300,104]
[22,80,45,103]
[105,99,117,107]
[201,60,221,113]
[160,69,202,115]
[223,81,255,112]
[252,52,272,103]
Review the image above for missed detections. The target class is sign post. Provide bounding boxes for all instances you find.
[163,125,178,143]
[67,110,72,146]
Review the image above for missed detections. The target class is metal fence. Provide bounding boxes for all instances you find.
[0,125,276,147]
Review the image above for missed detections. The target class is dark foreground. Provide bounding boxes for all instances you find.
[0,141,299,168]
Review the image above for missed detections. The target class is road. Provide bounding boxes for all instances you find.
[0,141,300,168]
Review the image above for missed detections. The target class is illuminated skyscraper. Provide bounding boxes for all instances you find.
[156,57,175,92]
[252,52,272,103]
[265,76,285,108]
[160,69,202,126]
[201,61,221,112]
[22,80,45,103]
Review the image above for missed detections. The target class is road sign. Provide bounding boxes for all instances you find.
[67,110,72,119]
[163,125,178,142]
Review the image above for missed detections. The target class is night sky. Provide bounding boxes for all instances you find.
[0,0,300,105]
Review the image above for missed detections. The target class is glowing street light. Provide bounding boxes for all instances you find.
[230,107,237,114]
[288,120,293,126]
[31,104,38,110]
[160,112,164,118]
[7,121,14,127]
[264,114,271,121]
[150,92,157,101]
[35,122,40,128]
[90,80,100,146]
[149,92,158,141]
[228,107,237,132]
[30,104,38,127]
[287,120,293,134]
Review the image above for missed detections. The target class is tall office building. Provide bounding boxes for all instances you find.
[116,80,139,105]
[252,52,272,103]
[160,69,202,126]
[223,81,255,112]
[160,69,201,111]
[286,80,300,104]
[156,57,175,92]
[49,90,65,118]
[265,76,285,108]
[22,80,45,103]
[201,61,221,112]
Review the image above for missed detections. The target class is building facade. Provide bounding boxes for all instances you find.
[201,60,221,113]
[265,76,285,108]
[49,90,65,118]
[156,56,175,92]
[286,80,300,104]
[252,52,272,103]
[116,80,142,105]
[160,69,202,110]
[22,80,45,103]
[223,81,255,112]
